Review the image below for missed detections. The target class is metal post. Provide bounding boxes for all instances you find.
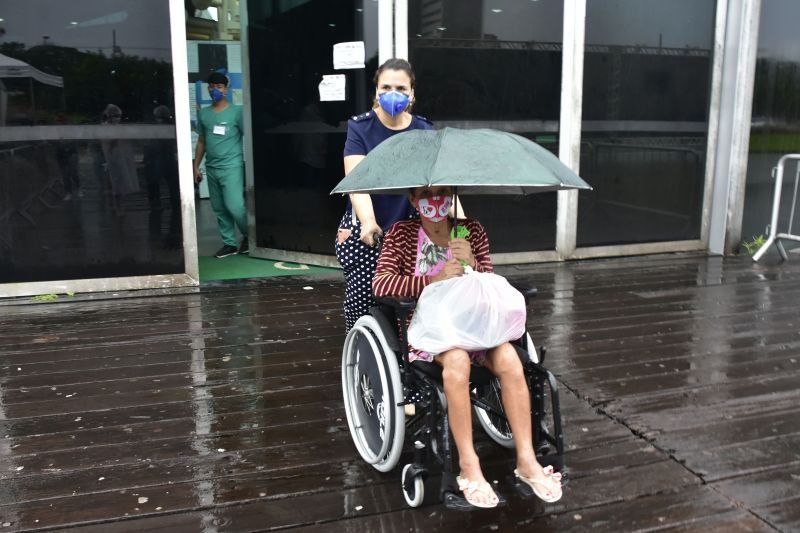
[753,153,800,262]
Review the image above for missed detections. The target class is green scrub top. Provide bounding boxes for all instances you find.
[196,104,244,169]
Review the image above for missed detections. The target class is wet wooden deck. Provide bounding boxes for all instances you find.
[0,253,798,532]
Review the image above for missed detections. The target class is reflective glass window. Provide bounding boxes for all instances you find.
[577,0,716,247]
[248,0,379,254]
[0,0,183,284]
[408,0,564,252]
[742,0,800,253]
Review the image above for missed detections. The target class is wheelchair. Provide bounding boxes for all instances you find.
[341,286,566,510]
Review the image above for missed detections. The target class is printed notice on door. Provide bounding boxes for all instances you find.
[333,41,365,70]
[319,75,346,101]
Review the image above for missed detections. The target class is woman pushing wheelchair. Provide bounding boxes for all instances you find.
[373,185,563,509]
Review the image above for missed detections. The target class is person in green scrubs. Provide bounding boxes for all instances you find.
[193,72,248,258]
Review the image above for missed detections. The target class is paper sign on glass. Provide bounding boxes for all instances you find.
[333,41,365,70]
[319,75,346,102]
[187,42,199,72]
[227,44,242,73]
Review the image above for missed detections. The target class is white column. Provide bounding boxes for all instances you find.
[379,0,394,64]
[708,0,762,254]
[394,0,408,60]
[556,0,586,259]
[170,0,199,282]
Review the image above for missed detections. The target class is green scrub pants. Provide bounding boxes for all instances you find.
[207,165,248,247]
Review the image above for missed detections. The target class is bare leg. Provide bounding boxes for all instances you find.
[483,343,561,499]
[436,349,498,506]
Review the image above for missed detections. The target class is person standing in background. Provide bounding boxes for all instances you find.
[193,72,248,258]
[101,104,139,216]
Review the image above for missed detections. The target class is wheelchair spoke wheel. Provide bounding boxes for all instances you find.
[342,315,405,472]
[474,377,515,448]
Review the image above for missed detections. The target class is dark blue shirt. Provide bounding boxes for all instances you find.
[343,111,433,230]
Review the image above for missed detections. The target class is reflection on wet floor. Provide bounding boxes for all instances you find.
[0,253,798,531]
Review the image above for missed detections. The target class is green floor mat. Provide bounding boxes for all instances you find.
[198,254,339,281]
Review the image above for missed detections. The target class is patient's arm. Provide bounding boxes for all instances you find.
[372,222,431,299]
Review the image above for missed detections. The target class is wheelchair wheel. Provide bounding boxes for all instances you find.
[342,315,405,472]
[401,463,425,507]
[474,377,515,449]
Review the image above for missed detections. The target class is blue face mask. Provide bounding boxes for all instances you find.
[210,88,225,103]
[378,90,410,117]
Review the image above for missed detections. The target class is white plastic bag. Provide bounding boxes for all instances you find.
[408,270,526,354]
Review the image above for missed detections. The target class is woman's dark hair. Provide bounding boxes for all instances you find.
[373,58,416,89]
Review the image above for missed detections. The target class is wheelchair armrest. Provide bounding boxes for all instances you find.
[375,297,417,319]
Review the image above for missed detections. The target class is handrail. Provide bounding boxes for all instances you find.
[753,153,800,262]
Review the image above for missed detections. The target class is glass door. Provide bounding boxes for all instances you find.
[244,0,387,265]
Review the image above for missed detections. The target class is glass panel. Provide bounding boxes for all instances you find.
[577,0,715,247]
[248,0,379,254]
[408,0,564,252]
[742,0,800,253]
[0,0,183,284]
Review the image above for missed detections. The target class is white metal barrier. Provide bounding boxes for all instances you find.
[753,153,800,262]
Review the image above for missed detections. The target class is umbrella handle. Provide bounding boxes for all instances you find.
[452,187,459,239]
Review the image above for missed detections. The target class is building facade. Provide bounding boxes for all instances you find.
[0,0,795,297]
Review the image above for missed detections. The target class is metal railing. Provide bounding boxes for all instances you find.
[753,153,800,262]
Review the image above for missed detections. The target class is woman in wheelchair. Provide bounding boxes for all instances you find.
[372,185,563,508]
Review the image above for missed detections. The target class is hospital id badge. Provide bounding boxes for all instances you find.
[213,124,226,135]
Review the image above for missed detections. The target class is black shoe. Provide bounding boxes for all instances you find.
[238,239,249,254]
[214,245,239,258]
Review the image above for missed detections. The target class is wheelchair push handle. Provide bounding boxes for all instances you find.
[375,296,417,319]
[510,283,538,303]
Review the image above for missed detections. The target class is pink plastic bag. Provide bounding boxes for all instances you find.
[408,270,526,354]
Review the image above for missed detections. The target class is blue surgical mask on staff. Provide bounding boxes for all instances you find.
[210,88,225,103]
[378,90,410,117]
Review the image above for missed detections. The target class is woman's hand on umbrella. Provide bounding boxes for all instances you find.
[431,259,464,283]
[449,238,476,268]
[360,220,383,247]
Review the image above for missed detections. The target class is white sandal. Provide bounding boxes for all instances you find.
[456,476,499,509]
[514,465,563,503]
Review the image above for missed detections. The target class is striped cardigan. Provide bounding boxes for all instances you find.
[372,218,493,300]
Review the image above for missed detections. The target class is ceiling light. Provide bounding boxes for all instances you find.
[491,9,503,13]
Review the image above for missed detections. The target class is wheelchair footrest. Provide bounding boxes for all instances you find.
[507,464,569,501]
[539,454,566,475]
[443,490,508,512]
[440,471,508,510]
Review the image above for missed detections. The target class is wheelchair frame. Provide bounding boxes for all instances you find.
[341,291,565,510]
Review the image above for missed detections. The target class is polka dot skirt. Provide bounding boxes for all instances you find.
[335,212,381,332]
